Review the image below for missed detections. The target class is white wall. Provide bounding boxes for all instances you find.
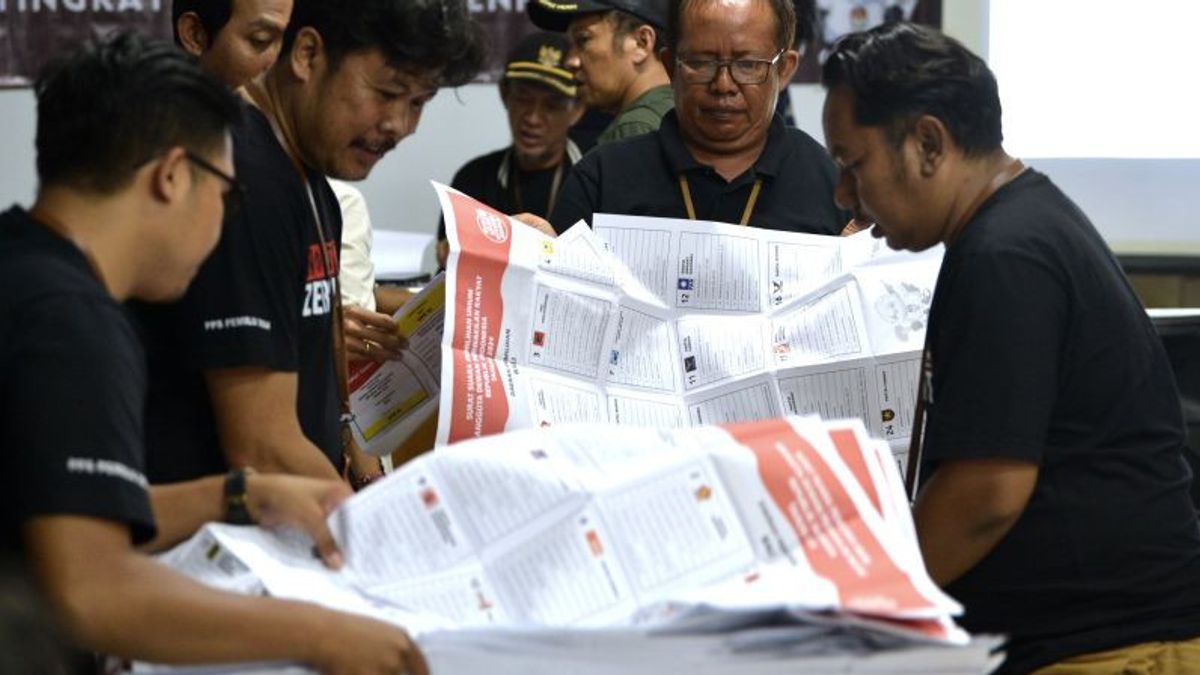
[3,0,1197,262]
[0,88,37,208]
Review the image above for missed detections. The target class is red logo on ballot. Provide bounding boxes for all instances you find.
[475,209,509,244]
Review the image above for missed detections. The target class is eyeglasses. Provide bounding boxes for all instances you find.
[676,49,786,85]
[185,150,245,220]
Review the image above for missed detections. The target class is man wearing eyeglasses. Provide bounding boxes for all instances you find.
[548,0,846,234]
[1,33,427,673]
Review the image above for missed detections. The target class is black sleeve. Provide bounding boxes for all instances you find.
[549,154,603,233]
[175,172,305,372]
[1,296,155,544]
[922,248,1067,465]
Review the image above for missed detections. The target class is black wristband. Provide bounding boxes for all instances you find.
[223,467,254,525]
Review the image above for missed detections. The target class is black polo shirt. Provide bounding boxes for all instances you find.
[550,110,848,234]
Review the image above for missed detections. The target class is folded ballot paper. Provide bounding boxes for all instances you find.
[147,416,1000,674]
[346,273,445,459]
[433,183,943,477]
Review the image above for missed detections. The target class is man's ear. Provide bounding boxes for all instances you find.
[912,115,947,176]
[150,147,192,205]
[660,46,675,82]
[775,49,800,93]
[629,25,658,65]
[287,26,326,83]
[176,12,209,58]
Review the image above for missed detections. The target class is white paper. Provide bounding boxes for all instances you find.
[436,189,941,470]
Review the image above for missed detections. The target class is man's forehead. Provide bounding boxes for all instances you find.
[676,0,774,48]
[822,89,857,157]
[568,12,610,35]
[349,48,441,91]
[232,0,291,24]
[387,65,441,92]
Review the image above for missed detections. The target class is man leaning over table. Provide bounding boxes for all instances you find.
[822,21,1200,675]
[137,0,484,489]
[0,32,425,674]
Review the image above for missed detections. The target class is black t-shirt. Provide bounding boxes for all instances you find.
[550,110,848,234]
[0,206,155,552]
[920,170,1200,673]
[437,145,577,241]
[137,103,344,484]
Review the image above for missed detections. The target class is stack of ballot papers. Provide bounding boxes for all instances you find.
[434,183,943,475]
[147,416,1001,674]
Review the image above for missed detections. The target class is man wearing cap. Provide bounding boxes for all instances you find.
[548,0,846,235]
[528,0,672,146]
[436,32,584,267]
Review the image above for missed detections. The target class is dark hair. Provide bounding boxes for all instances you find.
[610,10,662,55]
[171,0,234,46]
[282,0,485,87]
[792,0,814,50]
[822,22,1003,156]
[35,31,241,194]
[668,0,795,54]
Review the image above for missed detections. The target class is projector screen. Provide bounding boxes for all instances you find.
[987,0,1200,249]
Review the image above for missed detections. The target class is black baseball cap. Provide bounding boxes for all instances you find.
[503,32,577,98]
[527,0,667,33]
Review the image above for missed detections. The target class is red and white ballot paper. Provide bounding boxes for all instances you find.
[155,415,986,674]
[152,412,996,673]
[434,182,942,474]
[148,188,990,673]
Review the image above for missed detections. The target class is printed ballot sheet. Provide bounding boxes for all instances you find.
[160,416,967,646]
[435,183,942,456]
[346,274,446,457]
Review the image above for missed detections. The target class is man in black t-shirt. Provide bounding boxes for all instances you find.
[138,0,484,486]
[549,0,847,235]
[3,32,425,673]
[436,31,584,268]
[823,23,1200,673]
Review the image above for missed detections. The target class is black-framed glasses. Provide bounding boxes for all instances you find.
[676,49,786,85]
[185,150,245,220]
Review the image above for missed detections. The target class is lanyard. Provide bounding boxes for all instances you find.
[508,152,566,217]
[678,174,763,226]
[904,157,1028,502]
[905,345,933,501]
[251,85,356,449]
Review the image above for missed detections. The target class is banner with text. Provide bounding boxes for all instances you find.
[1,2,535,86]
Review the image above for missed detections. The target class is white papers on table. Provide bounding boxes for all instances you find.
[152,416,997,674]
[164,419,964,632]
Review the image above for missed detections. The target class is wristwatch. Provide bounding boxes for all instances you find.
[223,467,256,525]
